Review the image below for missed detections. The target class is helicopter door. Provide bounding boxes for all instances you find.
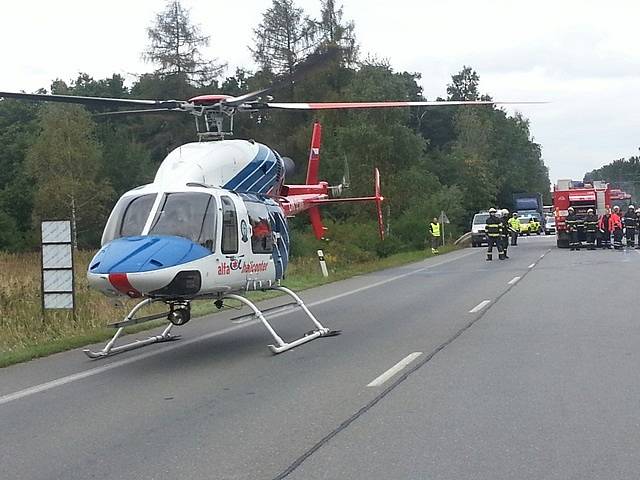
[268,207,289,280]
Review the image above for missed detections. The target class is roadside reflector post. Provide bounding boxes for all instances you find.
[317,249,329,277]
[41,220,75,319]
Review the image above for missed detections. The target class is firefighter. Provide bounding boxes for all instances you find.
[623,205,637,248]
[508,212,520,246]
[501,209,511,259]
[598,209,613,249]
[611,205,624,249]
[566,207,581,250]
[583,208,598,250]
[429,217,441,254]
[485,208,504,261]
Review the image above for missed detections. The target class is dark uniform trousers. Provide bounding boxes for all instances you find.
[584,215,598,250]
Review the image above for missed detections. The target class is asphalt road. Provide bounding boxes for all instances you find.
[2,235,640,479]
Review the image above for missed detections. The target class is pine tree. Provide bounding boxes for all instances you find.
[251,0,318,79]
[144,0,224,87]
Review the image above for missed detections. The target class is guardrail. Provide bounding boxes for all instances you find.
[454,232,472,246]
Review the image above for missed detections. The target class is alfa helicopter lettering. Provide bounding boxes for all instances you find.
[0,55,538,357]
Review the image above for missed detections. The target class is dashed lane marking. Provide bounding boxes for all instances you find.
[508,276,521,285]
[469,300,491,313]
[367,352,423,387]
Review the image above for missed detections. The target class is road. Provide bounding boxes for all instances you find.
[2,235,640,479]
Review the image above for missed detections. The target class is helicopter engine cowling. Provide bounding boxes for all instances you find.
[154,140,285,195]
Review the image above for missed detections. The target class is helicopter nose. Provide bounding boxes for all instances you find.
[87,235,211,296]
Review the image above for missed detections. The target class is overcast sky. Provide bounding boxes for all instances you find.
[2,0,640,184]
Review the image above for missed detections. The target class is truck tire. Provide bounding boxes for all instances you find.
[557,232,570,248]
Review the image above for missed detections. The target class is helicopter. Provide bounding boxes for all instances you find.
[0,67,538,358]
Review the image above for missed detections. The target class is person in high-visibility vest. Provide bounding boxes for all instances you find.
[508,212,520,246]
[429,217,441,254]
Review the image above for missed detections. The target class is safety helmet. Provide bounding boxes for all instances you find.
[568,206,574,212]
[587,208,594,213]
[502,209,509,216]
[613,205,620,211]
[630,205,635,210]
[512,212,517,217]
[489,207,497,214]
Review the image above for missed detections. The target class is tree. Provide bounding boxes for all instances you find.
[446,66,491,101]
[26,104,113,248]
[144,0,224,88]
[252,0,317,82]
[316,0,358,64]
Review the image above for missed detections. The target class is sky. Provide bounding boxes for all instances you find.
[2,0,640,185]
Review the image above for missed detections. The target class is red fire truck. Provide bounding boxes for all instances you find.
[553,179,611,248]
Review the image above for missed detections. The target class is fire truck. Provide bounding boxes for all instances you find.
[553,179,611,248]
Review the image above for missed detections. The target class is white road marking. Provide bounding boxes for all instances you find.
[469,300,491,313]
[367,352,422,387]
[508,276,521,285]
[528,263,535,268]
[0,249,479,407]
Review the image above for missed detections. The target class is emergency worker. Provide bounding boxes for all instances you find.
[429,217,441,254]
[485,208,504,261]
[508,213,520,246]
[566,207,581,251]
[500,209,511,259]
[598,209,613,249]
[611,205,623,249]
[583,208,598,250]
[623,205,637,247]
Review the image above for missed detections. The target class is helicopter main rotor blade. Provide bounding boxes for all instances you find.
[94,108,186,116]
[257,100,546,110]
[0,91,185,109]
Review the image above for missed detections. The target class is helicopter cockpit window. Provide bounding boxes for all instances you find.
[221,196,238,254]
[119,194,156,238]
[244,201,273,254]
[149,192,217,251]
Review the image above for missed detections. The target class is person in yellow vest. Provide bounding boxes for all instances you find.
[508,212,520,245]
[429,217,441,254]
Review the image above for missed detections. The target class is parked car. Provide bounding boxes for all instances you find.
[545,216,556,235]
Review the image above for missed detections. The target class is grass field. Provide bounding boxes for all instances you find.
[0,245,456,367]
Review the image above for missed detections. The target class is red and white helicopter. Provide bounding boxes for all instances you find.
[0,73,534,358]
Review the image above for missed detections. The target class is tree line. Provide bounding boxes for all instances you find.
[0,0,550,252]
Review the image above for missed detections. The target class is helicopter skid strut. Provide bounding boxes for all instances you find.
[84,287,339,359]
[83,298,178,359]
[224,286,340,354]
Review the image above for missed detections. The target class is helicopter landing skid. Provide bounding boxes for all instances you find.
[223,286,340,354]
[83,298,178,359]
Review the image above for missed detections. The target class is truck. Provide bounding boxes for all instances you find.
[513,192,544,220]
[553,179,611,248]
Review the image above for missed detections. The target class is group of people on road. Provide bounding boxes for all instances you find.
[485,207,520,261]
[566,204,638,251]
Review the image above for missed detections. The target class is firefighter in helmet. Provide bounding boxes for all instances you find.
[611,205,624,249]
[623,205,637,248]
[598,208,613,249]
[566,207,581,251]
[500,209,511,259]
[583,208,598,250]
[485,208,504,261]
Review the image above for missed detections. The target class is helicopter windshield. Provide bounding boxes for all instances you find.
[149,192,217,251]
[119,194,156,238]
